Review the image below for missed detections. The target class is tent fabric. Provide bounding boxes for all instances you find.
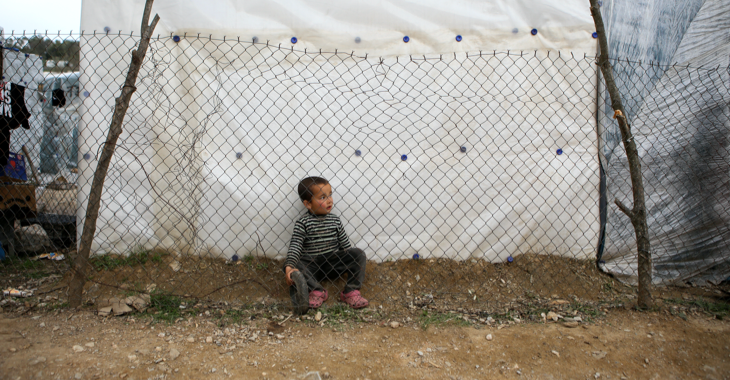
[80,0,598,57]
[599,0,730,285]
[78,0,601,261]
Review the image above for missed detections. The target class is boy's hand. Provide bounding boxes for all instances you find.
[285,266,299,286]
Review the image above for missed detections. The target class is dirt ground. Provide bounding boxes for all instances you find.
[2,252,729,379]
[1,293,729,380]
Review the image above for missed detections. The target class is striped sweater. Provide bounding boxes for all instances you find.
[284,212,352,268]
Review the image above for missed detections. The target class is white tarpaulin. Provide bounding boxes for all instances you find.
[78,0,600,261]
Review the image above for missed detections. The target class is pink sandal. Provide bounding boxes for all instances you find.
[309,290,328,308]
[340,290,369,309]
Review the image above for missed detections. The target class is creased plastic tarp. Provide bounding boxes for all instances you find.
[599,0,730,285]
[78,0,600,261]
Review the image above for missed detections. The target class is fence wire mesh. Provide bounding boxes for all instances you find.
[0,32,728,317]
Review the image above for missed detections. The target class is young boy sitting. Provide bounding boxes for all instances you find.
[283,176,369,310]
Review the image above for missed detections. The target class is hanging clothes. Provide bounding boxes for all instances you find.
[0,82,31,166]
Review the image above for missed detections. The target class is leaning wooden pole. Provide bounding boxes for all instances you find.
[589,0,652,308]
[68,0,160,307]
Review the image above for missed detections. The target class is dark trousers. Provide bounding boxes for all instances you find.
[286,248,366,295]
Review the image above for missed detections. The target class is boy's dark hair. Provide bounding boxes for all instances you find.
[298,176,330,202]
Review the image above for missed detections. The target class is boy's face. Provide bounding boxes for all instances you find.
[303,183,333,216]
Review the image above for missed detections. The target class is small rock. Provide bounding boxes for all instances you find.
[169,261,181,272]
[275,334,285,340]
[390,322,400,329]
[85,342,95,348]
[551,350,560,358]
[72,345,84,353]
[302,372,322,380]
[186,337,195,343]
[30,356,47,365]
[644,358,649,364]
[445,361,451,367]
[9,348,17,352]
[206,336,213,343]
[39,322,45,327]
[315,312,322,322]
[592,351,607,359]
[546,312,561,322]
[417,351,424,356]
[169,349,180,361]
[486,334,493,341]
[128,355,137,361]
[562,321,579,328]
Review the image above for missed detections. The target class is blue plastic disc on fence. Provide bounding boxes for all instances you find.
[592,32,598,39]
[507,256,513,263]
[24,53,29,58]
[355,150,362,156]
[512,28,519,34]
[83,153,91,160]
[460,146,467,153]
[291,37,298,44]
[235,152,243,159]
[231,254,239,262]
[403,36,410,43]
[455,35,462,42]
[401,154,408,161]
[83,91,90,97]
[104,26,111,33]
[531,28,538,35]
[557,148,563,155]
[413,253,420,260]
[173,35,181,43]
[355,37,361,43]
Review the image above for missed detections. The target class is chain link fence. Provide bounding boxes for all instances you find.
[0,32,728,317]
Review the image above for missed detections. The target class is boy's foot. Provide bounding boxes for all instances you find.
[340,290,369,309]
[290,271,309,315]
[309,290,328,308]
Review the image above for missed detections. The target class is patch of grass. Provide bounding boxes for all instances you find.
[419,309,472,330]
[147,293,187,324]
[219,308,247,325]
[49,301,69,310]
[665,297,730,319]
[256,262,269,270]
[91,248,169,271]
[0,257,44,271]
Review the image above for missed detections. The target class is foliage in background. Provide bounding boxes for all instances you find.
[3,35,79,73]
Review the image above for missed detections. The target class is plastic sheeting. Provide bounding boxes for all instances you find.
[599,0,730,285]
[78,0,601,261]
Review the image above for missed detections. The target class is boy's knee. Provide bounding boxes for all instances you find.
[348,248,366,263]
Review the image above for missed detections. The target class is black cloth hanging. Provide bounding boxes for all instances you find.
[0,82,32,166]
[52,88,66,107]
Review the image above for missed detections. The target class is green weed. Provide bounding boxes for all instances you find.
[419,310,472,329]
[665,297,730,319]
[146,293,189,324]
[91,248,169,271]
